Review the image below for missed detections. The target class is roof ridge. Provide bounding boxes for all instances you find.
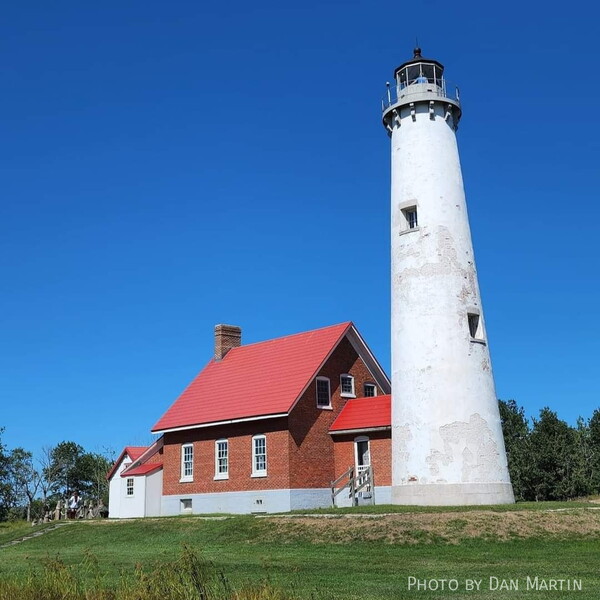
[220,321,352,355]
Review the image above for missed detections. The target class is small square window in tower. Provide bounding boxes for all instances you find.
[468,313,484,341]
[402,207,418,230]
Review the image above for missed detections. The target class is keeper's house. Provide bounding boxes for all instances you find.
[108,322,392,517]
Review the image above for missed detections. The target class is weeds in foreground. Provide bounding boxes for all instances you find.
[0,545,297,600]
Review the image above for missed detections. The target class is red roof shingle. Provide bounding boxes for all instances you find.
[152,322,352,432]
[329,395,391,433]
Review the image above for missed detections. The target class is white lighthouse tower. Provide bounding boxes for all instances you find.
[383,48,514,505]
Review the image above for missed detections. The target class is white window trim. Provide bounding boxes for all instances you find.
[340,374,356,398]
[214,439,229,480]
[363,382,378,397]
[125,477,134,497]
[316,376,332,409]
[180,443,194,482]
[251,434,267,478]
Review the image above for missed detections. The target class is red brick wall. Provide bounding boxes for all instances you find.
[288,337,378,489]
[162,336,385,496]
[162,418,290,496]
[332,431,391,486]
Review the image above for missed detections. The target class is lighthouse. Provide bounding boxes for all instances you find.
[383,49,514,505]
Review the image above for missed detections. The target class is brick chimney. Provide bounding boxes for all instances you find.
[214,324,242,360]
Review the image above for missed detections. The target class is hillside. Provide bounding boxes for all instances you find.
[1,504,599,599]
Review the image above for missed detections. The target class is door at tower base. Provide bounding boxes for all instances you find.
[383,48,514,506]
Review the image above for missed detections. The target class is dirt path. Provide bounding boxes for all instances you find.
[0,522,72,550]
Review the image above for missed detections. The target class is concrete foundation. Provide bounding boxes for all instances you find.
[161,488,332,515]
[392,482,514,506]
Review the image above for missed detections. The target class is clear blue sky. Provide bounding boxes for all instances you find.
[1,0,599,459]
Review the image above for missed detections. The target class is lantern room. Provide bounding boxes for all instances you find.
[394,47,445,88]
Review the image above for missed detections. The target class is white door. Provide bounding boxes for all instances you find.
[354,437,371,494]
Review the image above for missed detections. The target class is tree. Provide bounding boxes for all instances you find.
[0,428,13,521]
[6,448,41,522]
[498,399,532,501]
[92,448,115,504]
[529,407,583,501]
[588,408,600,493]
[571,417,595,498]
[43,442,114,502]
[44,441,90,497]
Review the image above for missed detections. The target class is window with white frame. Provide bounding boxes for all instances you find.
[215,439,229,479]
[316,376,331,408]
[181,443,194,481]
[252,435,267,476]
[126,477,134,497]
[363,382,377,397]
[340,374,355,397]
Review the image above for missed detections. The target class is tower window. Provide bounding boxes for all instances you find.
[402,207,418,230]
[363,383,377,397]
[468,313,484,341]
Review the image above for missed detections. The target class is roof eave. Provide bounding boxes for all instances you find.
[152,412,289,435]
[329,426,391,436]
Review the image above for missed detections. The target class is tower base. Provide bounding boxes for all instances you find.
[391,482,515,506]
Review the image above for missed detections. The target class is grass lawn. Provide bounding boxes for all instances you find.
[1,504,599,599]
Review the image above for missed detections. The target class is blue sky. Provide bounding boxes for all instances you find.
[1,0,599,459]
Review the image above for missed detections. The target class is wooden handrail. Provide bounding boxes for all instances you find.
[330,465,374,507]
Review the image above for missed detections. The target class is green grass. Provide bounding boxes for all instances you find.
[1,504,599,599]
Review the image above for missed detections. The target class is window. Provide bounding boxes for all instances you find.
[126,478,134,497]
[316,376,331,408]
[468,312,484,341]
[363,383,377,397]
[180,498,192,514]
[402,206,418,230]
[252,435,267,477]
[215,439,229,479]
[181,443,194,482]
[340,374,355,397]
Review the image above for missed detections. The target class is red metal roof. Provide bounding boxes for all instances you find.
[125,446,148,461]
[152,322,352,432]
[106,446,148,480]
[329,395,391,433]
[122,462,163,477]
